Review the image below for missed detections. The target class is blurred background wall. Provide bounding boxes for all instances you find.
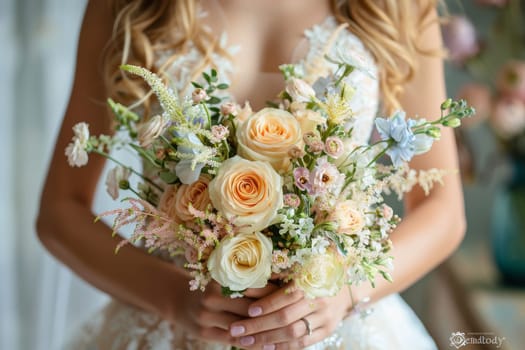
[0,1,523,349]
[0,1,109,350]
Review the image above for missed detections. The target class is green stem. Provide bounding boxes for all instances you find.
[91,149,163,192]
[201,102,212,127]
[366,140,393,167]
[160,135,178,153]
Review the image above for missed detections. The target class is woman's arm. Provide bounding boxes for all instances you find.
[36,0,254,344]
[226,8,466,349]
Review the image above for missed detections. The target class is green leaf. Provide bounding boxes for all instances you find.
[159,171,178,184]
[216,83,229,90]
[129,143,161,168]
[203,72,211,84]
[221,286,246,296]
[207,96,222,105]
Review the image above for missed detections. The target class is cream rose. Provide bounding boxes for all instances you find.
[207,231,273,291]
[209,156,283,233]
[236,108,303,172]
[290,102,325,135]
[295,250,345,298]
[328,200,366,236]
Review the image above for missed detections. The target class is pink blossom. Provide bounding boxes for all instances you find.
[211,125,229,143]
[490,97,525,139]
[284,193,301,208]
[288,145,306,159]
[324,136,345,158]
[303,131,321,146]
[307,140,324,154]
[192,88,208,103]
[476,0,508,6]
[497,60,525,102]
[381,204,394,221]
[442,16,479,64]
[220,102,238,116]
[309,157,344,195]
[293,167,311,192]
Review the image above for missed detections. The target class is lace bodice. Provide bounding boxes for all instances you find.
[159,16,380,145]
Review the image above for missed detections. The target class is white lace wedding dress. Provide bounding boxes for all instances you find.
[64,16,438,350]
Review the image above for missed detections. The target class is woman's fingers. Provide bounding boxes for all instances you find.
[245,284,304,317]
[200,281,254,316]
[239,311,324,348]
[243,283,280,298]
[229,297,311,337]
[192,309,244,330]
[273,325,333,350]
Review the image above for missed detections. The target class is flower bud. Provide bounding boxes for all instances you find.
[440,98,453,111]
[285,78,316,103]
[426,126,441,139]
[118,179,130,190]
[443,118,461,128]
[220,102,238,116]
[192,88,208,104]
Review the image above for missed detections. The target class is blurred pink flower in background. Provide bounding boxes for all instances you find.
[476,0,508,6]
[490,98,525,139]
[497,60,525,101]
[456,83,492,127]
[442,15,480,64]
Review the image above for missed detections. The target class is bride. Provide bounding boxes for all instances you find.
[37,0,465,349]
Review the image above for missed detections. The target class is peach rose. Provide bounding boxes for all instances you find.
[208,156,283,233]
[158,184,181,223]
[327,200,365,235]
[207,231,273,291]
[237,108,303,172]
[158,175,211,223]
[174,175,212,222]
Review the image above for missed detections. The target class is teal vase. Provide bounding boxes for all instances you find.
[491,158,525,286]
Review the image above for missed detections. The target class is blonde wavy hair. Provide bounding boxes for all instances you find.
[103,0,439,115]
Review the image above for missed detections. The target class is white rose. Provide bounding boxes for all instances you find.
[295,250,346,298]
[207,231,273,291]
[209,156,283,233]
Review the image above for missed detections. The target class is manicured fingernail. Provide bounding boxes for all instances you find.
[230,325,245,336]
[240,336,255,346]
[263,345,276,350]
[248,306,263,317]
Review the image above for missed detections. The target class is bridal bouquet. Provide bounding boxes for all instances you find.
[65,55,473,298]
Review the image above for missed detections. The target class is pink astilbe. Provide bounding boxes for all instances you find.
[98,198,180,253]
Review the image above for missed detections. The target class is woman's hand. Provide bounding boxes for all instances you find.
[228,284,353,349]
[171,281,280,345]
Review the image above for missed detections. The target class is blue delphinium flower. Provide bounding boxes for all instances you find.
[173,130,205,184]
[375,111,434,167]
